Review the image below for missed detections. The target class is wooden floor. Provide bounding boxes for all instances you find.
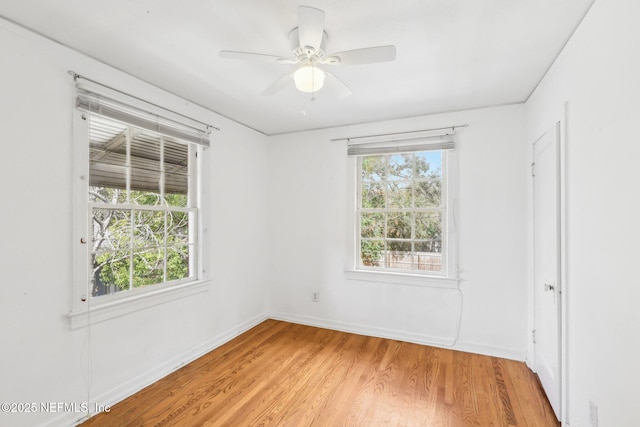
[81,320,559,426]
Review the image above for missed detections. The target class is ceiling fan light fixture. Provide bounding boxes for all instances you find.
[294,64,325,93]
[220,6,393,98]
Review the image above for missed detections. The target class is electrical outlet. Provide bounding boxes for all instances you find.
[312,292,319,302]
[589,401,598,427]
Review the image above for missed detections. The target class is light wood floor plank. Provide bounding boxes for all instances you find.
[80,320,559,427]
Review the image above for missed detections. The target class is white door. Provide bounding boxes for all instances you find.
[532,122,562,419]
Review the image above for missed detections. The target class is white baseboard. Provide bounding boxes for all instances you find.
[39,313,268,427]
[268,311,526,361]
[451,340,526,361]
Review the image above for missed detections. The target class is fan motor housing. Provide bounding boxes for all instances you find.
[288,27,328,60]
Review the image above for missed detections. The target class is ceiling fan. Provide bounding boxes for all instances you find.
[219,6,396,98]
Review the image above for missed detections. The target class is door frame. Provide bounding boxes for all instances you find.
[528,104,569,424]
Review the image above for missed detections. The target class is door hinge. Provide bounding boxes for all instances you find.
[531,162,536,177]
[532,329,537,344]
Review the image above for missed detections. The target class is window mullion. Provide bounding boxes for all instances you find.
[412,152,418,270]
[163,211,168,283]
[126,127,131,204]
[129,208,135,291]
[160,136,165,204]
[160,136,168,283]
[411,179,416,270]
[188,145,197,280]
[126,128,133,290]
[88,205,94,296]
[356,157,363,268]
[383,155,389,268]
[441,150,448,272]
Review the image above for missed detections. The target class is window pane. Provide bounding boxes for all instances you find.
[90,187,127,204]
[386,241,412,270]
[387,212,412,239]
[388,154,413,181]
[413,243,442,272]
[361,212,385,238]
[164,138,189,207]
[167,211,190,245]
[92,209,131,252]
[132,249,165,287]
[167,246,191,281]
[415,240,441,253]
[133,210,165,249]
[89,116,128,200]
[165,193,188,207]
[130,130,162,205]
[415,212,441,241]
[360,240,384,267]
[361,156,386,182]
[415,180,441,208]
[92,251,130,296]
[387,181,412,209]
[415,151,442,179]
[361,182,385,208]
[92,208,132,295]
[130,190,163,205]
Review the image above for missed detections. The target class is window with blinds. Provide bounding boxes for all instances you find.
[75,86,209,299]
[349,130,457,277]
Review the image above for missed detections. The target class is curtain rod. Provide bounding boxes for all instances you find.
[331,124,468,143]
[68,70,220,132]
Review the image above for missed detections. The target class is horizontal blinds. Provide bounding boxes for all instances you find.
[76,89,210,147]
[347,134,455,156]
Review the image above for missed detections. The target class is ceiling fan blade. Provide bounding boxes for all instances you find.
[220,50,287,63]
[261,73,294,96]
[324,72,352,99]
[298,6,325,52]
[327,45,397,65]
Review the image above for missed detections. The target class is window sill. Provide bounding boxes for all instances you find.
[67,280,210,330]
[345,269,459,289]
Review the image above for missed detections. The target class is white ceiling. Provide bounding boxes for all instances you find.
[1,0,594,135]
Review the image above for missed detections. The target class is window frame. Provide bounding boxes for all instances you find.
[346,143,459,288]
[88,127,198,297]
[69,100,210,329]
[356,151,448,275]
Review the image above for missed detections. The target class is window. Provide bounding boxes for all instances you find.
[347,130,458,283]
[358,151,446,273]
[70,84,212,325]
[88,115,198,297]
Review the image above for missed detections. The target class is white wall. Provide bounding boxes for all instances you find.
[0,19,269,427]
[525,0,640,425]
[9,0,636,423]
[267,104,529,359]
